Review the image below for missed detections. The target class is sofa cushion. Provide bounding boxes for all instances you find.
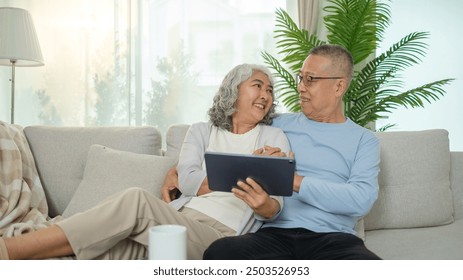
[450,152,463,220]
[24,126,162,217]
[165,124,190,158]
[62,144,176,218]
[365,218,463,259]
[365,129,454,230]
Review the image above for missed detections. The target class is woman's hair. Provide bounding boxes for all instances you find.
[208,64,276,131]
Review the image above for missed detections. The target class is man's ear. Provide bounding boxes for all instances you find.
[335,78,347,97]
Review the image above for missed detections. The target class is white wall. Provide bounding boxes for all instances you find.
[377,0,463,151]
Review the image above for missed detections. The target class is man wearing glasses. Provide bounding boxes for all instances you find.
[203,44,382,260]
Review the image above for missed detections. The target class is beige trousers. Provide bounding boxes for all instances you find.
[56,188,235,260]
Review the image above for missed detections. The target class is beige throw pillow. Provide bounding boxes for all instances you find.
[24,125,162,217]
[63,144,176,218]
[364,129,454,230]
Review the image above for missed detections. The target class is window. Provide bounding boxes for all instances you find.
[0,0,291,139]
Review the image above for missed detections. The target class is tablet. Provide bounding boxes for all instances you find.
[204,151,295,196]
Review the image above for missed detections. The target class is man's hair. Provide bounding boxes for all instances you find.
[309,44,354,81]
[208,64,276,131]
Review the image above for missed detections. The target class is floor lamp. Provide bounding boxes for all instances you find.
[0,7,44,124]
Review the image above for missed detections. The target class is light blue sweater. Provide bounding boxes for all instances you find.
[267,113,380,235]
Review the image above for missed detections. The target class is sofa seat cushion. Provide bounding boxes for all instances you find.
[24,126,162,217]
[63,145,176,217]
[365,129,454,230]
[365,218,463,259]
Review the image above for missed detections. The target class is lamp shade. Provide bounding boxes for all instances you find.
[0,7,44,66]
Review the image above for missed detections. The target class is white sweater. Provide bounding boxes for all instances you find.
[171,122,290,235]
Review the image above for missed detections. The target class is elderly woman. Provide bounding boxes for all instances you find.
[0,64,290,260]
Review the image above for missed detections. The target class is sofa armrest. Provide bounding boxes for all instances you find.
[451,151,463,220]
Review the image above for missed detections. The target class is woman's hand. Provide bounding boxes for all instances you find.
[161,167,212,202]
[196,177,212,196]
[253,145,287,157]
[161,167,180,203]
[232,177,280,219]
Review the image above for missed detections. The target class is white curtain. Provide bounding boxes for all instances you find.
[297,0,320,34]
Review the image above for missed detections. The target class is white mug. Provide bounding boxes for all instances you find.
[148,224,187,260]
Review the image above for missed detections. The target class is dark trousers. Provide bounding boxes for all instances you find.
[203,227,381,260]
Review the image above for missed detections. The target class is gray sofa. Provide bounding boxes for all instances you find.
[21,124,463,259]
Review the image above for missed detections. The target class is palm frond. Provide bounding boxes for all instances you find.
[377,32,430,71]
[377,123,396,132]
[273,8,325,73]
[378,78,454,109]
[348,78,454,126]
[261,51,300,112]
[346,31,430,108]
[324,0,390,64]
[346,88,387,127]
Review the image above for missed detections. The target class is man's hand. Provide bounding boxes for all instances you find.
[232,177,280,219]
[287,152,302,193]
[293,173,303,193]
[161,167,180,203]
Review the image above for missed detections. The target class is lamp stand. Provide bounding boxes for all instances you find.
[10,59,16,124]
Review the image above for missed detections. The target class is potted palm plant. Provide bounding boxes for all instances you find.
[262,0,454,130]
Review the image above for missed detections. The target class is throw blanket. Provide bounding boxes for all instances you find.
[0,121,59,237]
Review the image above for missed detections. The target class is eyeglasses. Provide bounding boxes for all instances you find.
[295,74,343,87]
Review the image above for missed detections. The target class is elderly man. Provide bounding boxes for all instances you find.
[202,44,381,260]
